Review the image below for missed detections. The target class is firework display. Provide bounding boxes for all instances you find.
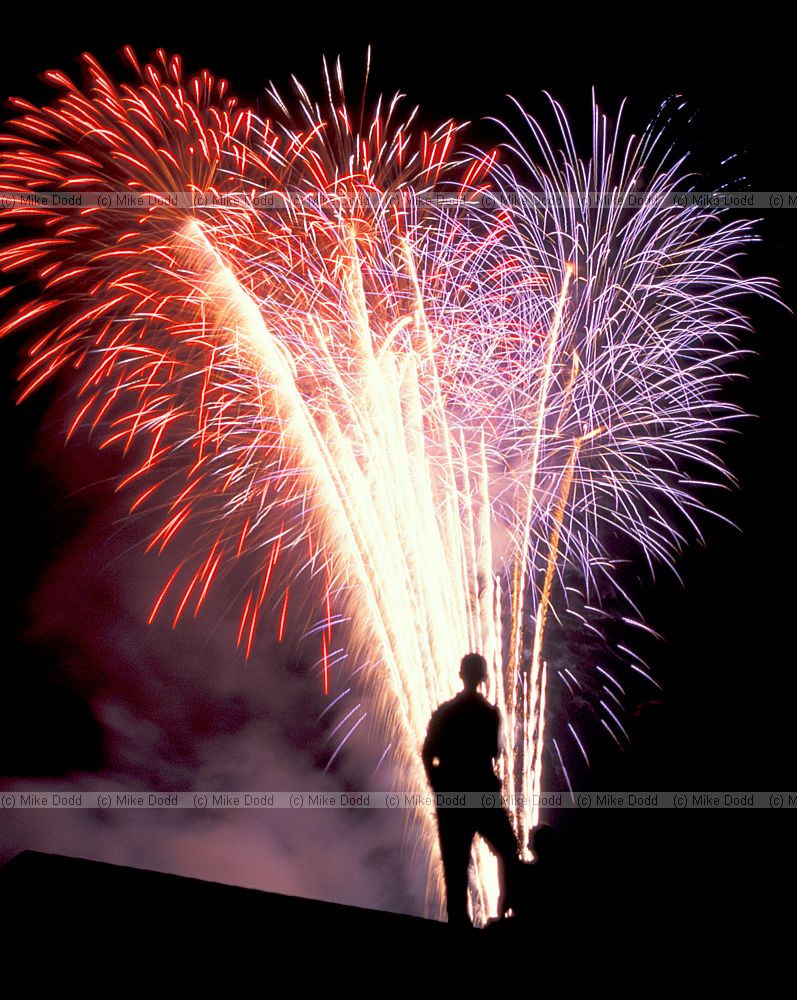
[0,50,777,923]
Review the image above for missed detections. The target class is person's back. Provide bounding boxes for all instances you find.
[424,689,501,793]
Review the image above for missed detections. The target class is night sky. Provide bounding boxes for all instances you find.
[1,12,794,918]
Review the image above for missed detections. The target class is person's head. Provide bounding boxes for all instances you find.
[459,652,487,691]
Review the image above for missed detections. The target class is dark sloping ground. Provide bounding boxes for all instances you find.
[2,850,448,952]
[3,820,787,977]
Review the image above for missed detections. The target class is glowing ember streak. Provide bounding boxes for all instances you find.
[0,53,780,923]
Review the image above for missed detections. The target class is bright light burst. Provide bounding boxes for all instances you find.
[0,50,779,923]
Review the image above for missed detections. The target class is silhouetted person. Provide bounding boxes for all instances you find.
[422,652,519,928]
[512,823,560,921]
[485,823,562,945]
[530,823,557,866]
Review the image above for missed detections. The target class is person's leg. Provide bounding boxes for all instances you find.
[436,807,475,926]
[476,806,520,916]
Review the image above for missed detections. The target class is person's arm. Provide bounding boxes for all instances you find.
[422,710,441,787]
[493,707,502,761]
